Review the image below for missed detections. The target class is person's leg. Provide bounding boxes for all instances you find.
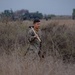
[38,50,45,61]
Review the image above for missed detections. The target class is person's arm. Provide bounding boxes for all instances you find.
[28,30,37,42]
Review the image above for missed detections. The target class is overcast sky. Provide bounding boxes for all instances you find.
[0,0,75,15]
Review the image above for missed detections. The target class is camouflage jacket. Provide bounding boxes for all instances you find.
[27,27,42,52]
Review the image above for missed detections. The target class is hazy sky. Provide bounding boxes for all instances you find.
[0,0,75,15]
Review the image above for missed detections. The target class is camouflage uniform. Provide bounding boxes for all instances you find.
[27,27,42,59]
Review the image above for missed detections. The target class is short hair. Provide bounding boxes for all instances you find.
[33,19,40,24]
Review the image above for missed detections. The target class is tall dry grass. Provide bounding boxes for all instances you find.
[0,52,75,75]
[0,20,75,75]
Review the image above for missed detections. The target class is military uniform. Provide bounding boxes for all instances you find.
[27,27,42,59]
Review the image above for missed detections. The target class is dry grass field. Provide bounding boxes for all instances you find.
[0,19,75,75]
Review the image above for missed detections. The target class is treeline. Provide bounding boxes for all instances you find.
[0,9,56,21]
[72,9,75,20]
[0,8,75,21]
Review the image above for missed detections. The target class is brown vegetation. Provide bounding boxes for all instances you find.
[0,20,75,75]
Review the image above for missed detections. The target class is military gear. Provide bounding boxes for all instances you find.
[27,27,42,54]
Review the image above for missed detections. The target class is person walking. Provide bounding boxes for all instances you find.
[26,19,42,60]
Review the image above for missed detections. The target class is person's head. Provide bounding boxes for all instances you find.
[33,19,40,30]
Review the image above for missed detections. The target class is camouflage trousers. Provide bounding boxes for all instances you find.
[26,48,40,61]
